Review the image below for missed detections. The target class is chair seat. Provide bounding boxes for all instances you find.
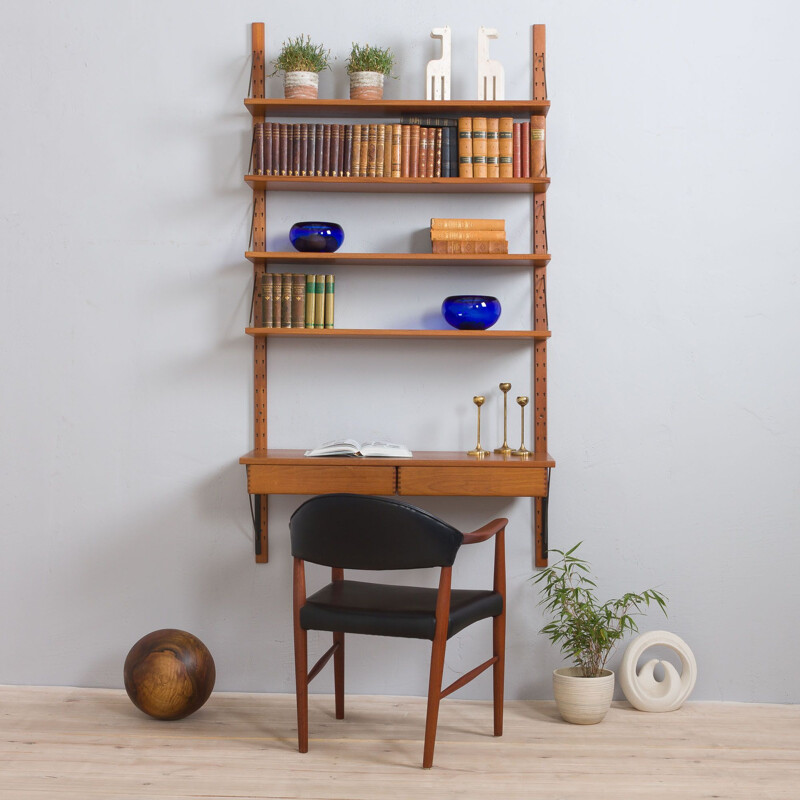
[300,579,503,641]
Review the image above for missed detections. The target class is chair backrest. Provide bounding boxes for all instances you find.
[290,494,463,570]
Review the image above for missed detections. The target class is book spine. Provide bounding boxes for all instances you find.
[430,229,507,241]
[330,124,340,177]
[521,121,530,178]
[472,117,487,178]
[303,123,313,177]
[431,218,506,230]
[260,272,273,327]
[272,122,280,177]
[409,125,420,178]
[400,125,411,177]
[433,128,441,177]
[486,117,499,178]
[383,125,392,176]
[279,124,289,176]
[391,124,402,177]
[352,124,362,177]
[458,117,473,178]
[337,124,345,177]
[359,128,368,180]
[263,123,272,175]
[417,128,428,178]
[498,117,513,178]
[367,124,377,178]
[291,273,305,327]
[313,275,325,329]
[324,274,334,329]
[512,122,522,178]
[272,273,283,327]
[298,123,308,176]
[304,274,316,328]
[281,272,292,327]
[375,124,386,177]
[322,124,332,176]
[432,240,509,254]
[343,124,353,177]
[531,115,546,177]
[252,122,264,175]
[314,124,324,176]
[441,127,450,178]
[292,124,301,177]
[401,115,459,127]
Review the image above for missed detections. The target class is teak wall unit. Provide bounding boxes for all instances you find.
[240,22,553,566]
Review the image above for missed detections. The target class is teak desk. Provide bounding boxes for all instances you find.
[240,450,555,564]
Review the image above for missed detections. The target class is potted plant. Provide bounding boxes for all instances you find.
[271,35,330,99]
[535,543,667,724]
[346,43,395,100]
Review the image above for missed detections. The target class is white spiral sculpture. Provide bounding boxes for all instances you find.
[619,631,697,712]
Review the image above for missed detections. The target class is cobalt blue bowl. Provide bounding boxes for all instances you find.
[289,221,345,253]
[442,295,502,330]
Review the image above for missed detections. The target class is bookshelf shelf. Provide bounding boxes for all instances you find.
[245,327,551,340]
[245,98,551,119]
[245,252,551,268]
[245,175,550,194]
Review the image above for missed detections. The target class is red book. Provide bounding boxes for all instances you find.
[343,125,353,176]
[521,121,530,178]
[306,123,316,177]
[314,124,324,176]
[271,122,280,177]
[292,124,301,177]
[330,124,340,177]
[434,127,442,178]
[322,124,332,176]
[299,123,308,177]
[426,128,435,178]
[279,124,289,176]
[337,125,345,176]
[252,122,264,174]
[418,128,428,178]
[512,122,522,178]
[263,122,273,176]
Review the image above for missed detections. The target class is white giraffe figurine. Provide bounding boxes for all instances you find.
[426,26,451,101]
[477,26,505,100]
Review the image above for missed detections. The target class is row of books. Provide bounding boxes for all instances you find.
[430,218,509,254]
[259,273,334,329]
[251,121,460,179]
[457,117,545,179]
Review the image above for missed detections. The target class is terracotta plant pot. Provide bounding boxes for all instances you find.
[284,71,319,99]
[349,71,384,100]
[552,667,614,725]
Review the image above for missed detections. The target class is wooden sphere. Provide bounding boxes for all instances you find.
[124,629,215,720]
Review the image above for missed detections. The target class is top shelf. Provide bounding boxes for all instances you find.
[244,98,551,119]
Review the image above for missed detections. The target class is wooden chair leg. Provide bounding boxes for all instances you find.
[493,610,506,736]
[333,631,345,720]
[423,566,452,769]
[293,623,309,753]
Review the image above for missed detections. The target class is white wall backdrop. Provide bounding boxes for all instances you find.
[1,0,798,702]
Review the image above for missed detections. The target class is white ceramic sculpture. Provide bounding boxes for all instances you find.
[477,26,504,100]
[619,630,697,712]
[426,26,451,101]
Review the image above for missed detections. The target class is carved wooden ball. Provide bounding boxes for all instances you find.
[124,629,215,720]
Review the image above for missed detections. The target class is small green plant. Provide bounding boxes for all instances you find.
[346,43,396,76]
[534,543,667,677]
[271,35,330,75]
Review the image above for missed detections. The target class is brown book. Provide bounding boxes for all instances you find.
[281,272,292,327]
[314,124,324,176]
[513,122,522,178]
[391,124,402,177]
[375,124,386,177]
[457,117,473,178]
[272,273,283,327]
[367,124,377,178]
[431,218,506,231]
[260,272,273,327]
[428,128,437,177]
[330,124,340,177]
[521,121,530,178]
[279,124,289,176]
[305,123,314,177]
[324,274,334,329]
[383,125,393,176]
[432,240,509,254]
[351,125,362,177]
[434,128,442,178]
[343,125,353,177]
[292,124,301,177]
[409,125,420,177]
[359,130,368,180]
[253,122,264,175]
[322,124,332,176]
[272,122,280,177]
[337,124,345,177]
[430,229,507,241]
[291,273,305,327]
[472,117,487,178]
[299,123,308,176]
[486,117,499,178]
[418,128,429,178]
[400,125,411,177]
[498,117,513,178]
[531,115,546,177]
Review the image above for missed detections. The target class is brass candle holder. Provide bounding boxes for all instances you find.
[511,396,531,458]
[494,382,513,455]
[467,395,487,457]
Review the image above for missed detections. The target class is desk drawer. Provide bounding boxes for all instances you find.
[247,464,396,495]
[398,466,548,497]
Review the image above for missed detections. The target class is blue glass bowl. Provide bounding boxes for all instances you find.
[442,295,502,330]
[289,221,345,253]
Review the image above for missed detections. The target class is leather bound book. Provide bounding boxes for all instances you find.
[418,128,428,178]
[272,273,283,327]
[337,124,345,177]
[367,124,377,178]
[304,274,316,327]
[431,218,506,231]
[343,125,353,177]
[307,124,316,177]
[352,125,362,177]
[498,117,513,178]
[292,124,301,177]
[264,123,273,176]
[486,117,499,178]
[430,128,440,177]
[513,122,522,178]
[272,123,280,177]
[383,125,393,176]
[375,124,386,177]
[314,124,324,176]
[313,275,325,329]
[322,124,332,177]
[409,125,420,177]
[400,125,411,177]
[391,124,402,177]
[359,129,368,180]
[430,228,506,241]
[291,273,305,327]
[279,124,289,176]
[324,274,335,329]
[457,117,473,178]
[299,123,308,176]
[472,117,487,178]
[521,121,530,178]
[253,122,264,175]
[260,272,273,327]
[330,124,340,177]
[441,127,451,178]
[431,240,509,254]
[531,115,546,177]
[281,272,292,327]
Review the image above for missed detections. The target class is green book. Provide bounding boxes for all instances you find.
[304,274,315,328]
[324,274,334,329]
[313,274,325,329]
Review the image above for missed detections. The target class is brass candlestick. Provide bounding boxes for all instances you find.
[494,382,513,455]
[467,395,487,457]
[511,396,531,458]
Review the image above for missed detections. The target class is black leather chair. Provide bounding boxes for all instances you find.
[289,493,507,768]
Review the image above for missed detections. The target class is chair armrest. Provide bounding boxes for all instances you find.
[461,518,508,544]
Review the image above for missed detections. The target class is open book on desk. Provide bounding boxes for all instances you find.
[304,439,413,458]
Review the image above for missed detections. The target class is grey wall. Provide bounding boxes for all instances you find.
[1,0,798,702]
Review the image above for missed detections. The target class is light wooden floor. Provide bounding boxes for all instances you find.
[1,686,798,799]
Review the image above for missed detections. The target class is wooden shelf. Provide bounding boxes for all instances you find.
[244,175,549,194]
[245,327,550,340]
[244,98,551,119]
[245,251,551,268]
